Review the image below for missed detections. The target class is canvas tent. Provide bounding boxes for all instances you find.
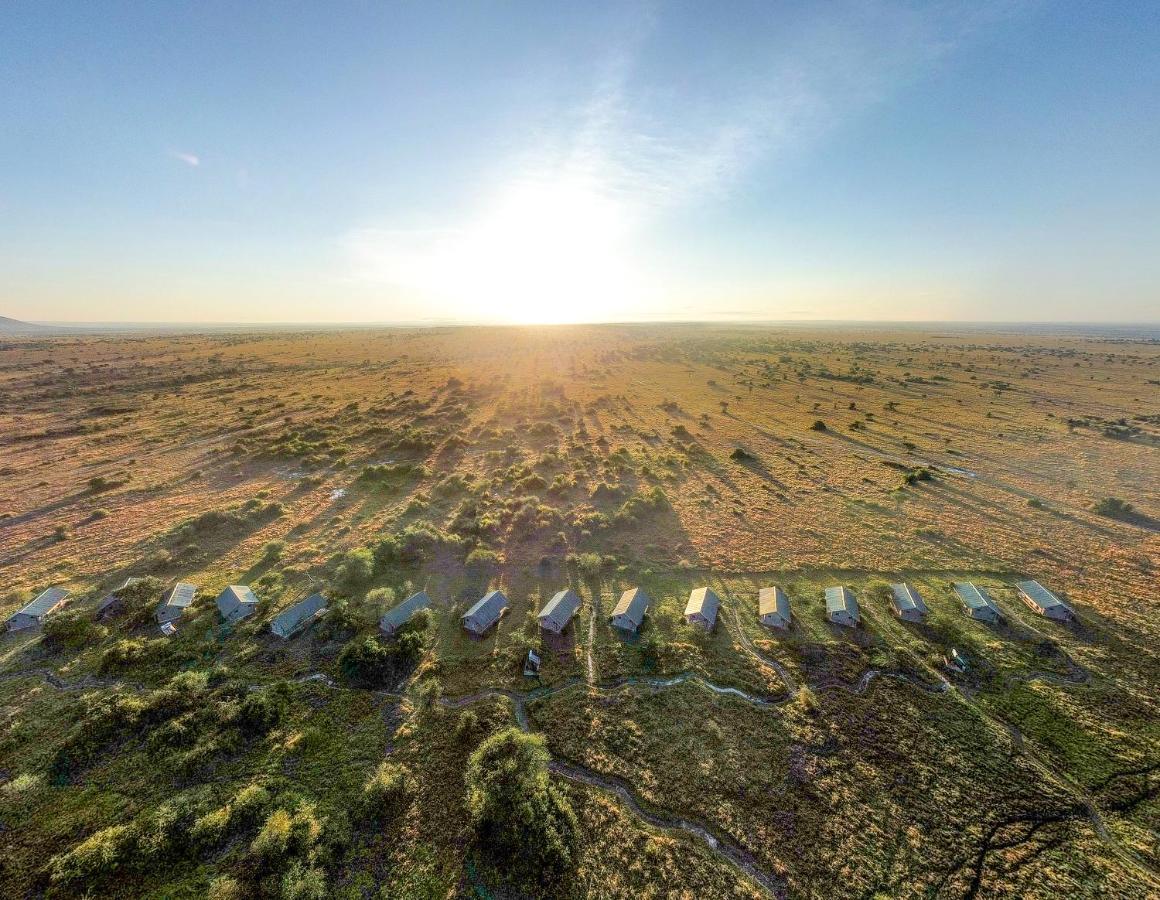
[537,589,581,634]
[1015,580,1073,622]
[825,586,860,627]
[462,590,508,635]
[271,593,328,639]
[889,583,928,623]
[6,586,70,631]
[216,585,259,622]
[380,590,431,636]
[684,586,720,629]
[758,586,791,629]
[609,587,650,633]
[156,582,196,625]
[953,582,1000,623]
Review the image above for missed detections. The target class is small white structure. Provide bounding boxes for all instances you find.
[462,589,508,635]
[156,582,196,625]
[216,585,259,623]
[379,590,431,636]
[889,583,928,623]
[537,589,581,634]
[524,649,542,677]
[684,586,720,630]
[945,648,968,672]
[6,586,70,631]
[160,621,178,637]
[758,586,792,629]
[1015,580,1073,622]
[953,582,1000,624]
[825,586,859,628]
[271,592,328,639]
[609,587,650,633]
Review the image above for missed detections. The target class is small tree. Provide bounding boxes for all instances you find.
[465,729,578,882]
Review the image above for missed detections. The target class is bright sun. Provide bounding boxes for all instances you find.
[352,174,648,324]
[452,176,643,324]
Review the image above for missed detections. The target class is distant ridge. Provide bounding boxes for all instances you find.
[0,315,66,335]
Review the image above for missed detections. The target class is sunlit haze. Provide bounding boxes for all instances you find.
[2,2,1158,324]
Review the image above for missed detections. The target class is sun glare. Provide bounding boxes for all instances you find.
[351,174,648,324]
[457,177,641,324]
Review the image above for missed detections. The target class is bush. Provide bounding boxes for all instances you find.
[465,547,502,575]
[235,685,289,735]
[207,876,245,900]
[465,728,578,882]
[49,824,134,884]
[99,638,153,673]
[251,808,295,870]
[810,420,827,431]
[281,861,328,900]
[456,710,481,744]
[338,633,423,687]
[334,548,374,590]
[1093,496,1136,521]
[43,611,102,650]
[360,762,412,823]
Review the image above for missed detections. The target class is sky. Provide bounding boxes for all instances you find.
[1,1,1158,325]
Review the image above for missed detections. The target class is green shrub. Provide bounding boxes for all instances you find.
[465,728,578,883]
[281,861,328,900]
[49,824,134,884]
[43,611,102,650]
[455,710,481,744]
[1093,496,1136,521]
[338,633,423,687]
[359,761,412,823]
[334,548,374,590]
[207,876,244,900]
[810,420,827,431]
[99,638,153,673]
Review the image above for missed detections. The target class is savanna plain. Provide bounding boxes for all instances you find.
[0,324,1156,899]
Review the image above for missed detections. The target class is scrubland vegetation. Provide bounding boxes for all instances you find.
[0,324,1156,897]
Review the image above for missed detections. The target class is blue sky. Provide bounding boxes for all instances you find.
[2,1,1157,323]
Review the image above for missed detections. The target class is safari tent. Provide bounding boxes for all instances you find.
[684,586,720,630]
[6,586,70,631]
[953,582,1000,623]
[216,585,259,622]
[462,589,508,635]
[380,590,431,636]
[825,586,860,628]
[889,583,928,623]
[156,582,196,625]
[1015,580,1073,622]
[758,586,791,629]
[609,587,650,633]
[271,592,328,639]
[537,589,581,634]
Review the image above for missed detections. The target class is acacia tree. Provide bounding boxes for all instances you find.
[465,728,578,881]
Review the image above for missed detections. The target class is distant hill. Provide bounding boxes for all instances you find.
[0,315,67,334]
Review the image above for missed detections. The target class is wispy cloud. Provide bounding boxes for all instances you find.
[341,2,1024,318]
[169,149,200,168]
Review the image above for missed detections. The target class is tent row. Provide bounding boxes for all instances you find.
[3,579,329,640]
[6,576,1074,641]
[400,577,1075,640]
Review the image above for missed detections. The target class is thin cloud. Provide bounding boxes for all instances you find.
[169,149,200,168]
[341,1,1026,316]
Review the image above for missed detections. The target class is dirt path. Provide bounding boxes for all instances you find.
[586,606,597,685]
[726,600,798,694]
[548,760,788,899]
